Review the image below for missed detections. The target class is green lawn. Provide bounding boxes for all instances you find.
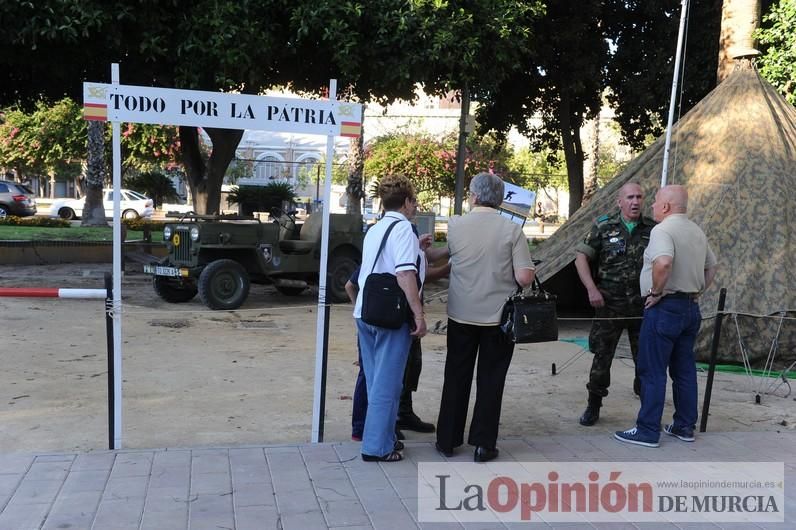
[0,225,163,241]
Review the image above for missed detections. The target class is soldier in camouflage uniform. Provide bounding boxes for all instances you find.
[574,182,655,426]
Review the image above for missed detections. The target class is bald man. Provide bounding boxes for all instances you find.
[615,185,717,448]
[574,182,656,426]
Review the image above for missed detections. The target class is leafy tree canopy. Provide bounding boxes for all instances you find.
[363,132,560,209]
[0,97,179,187]
[756,0,796,105]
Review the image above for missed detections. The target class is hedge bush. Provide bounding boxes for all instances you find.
[0,216,70,227]
[122,218,166,232]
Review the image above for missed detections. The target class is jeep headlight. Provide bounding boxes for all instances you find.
[190,227,200,241]
[163,226,172,240]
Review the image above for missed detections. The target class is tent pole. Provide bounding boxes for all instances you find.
[661,0,689,187]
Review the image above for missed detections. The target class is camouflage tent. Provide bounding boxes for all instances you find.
[535,61,796,367]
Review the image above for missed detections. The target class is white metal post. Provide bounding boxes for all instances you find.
[311,80,337,443]
[661,0,690,187]
[111,63,123,449]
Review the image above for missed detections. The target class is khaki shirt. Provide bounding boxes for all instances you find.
[447,207,534,325]
[640,214,717,295]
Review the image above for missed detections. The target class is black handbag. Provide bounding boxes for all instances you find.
[361,220,410,329]
[500,276,558,343]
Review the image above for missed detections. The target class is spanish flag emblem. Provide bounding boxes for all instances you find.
[84,103,108,121]
[340,121,362,138]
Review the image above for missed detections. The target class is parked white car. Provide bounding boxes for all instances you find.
[49,189,154,220]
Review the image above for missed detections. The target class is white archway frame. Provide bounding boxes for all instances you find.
[84,65,361,448]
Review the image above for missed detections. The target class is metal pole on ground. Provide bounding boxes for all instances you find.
[104,273,115,450]
[700,287,727,433]
[311,79,337,443]
[111,62,123,449]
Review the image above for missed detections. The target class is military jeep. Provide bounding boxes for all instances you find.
[143,210,363,310]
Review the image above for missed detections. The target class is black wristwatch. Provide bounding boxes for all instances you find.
[648,289,662,298]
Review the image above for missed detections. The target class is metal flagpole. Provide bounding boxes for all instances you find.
[661,0,689,187]
[311,79,337,443]
[111,63,123,449]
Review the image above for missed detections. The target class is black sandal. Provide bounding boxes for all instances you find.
[394,440,404,451]
[362,450,403,462]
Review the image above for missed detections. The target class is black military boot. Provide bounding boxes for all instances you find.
[579,394,602,426]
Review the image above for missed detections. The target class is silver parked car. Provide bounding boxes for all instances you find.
[0,180,37,218]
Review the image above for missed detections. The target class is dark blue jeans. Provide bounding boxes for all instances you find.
[635,297,702,440]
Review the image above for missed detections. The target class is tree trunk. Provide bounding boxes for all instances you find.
[179,126,243,215]
[81,120,108,226]
[717,0,761,82]
[559,94,585,216]
[345,127,364,215]
[582,116,600,205]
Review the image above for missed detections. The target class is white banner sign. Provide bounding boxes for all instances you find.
[418,461,785,523]
[83,82,362,137]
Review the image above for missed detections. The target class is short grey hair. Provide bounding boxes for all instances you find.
[469,172,505,208]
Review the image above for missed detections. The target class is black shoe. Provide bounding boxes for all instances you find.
[579,394,602,426]
[474,446,499,463]
[395,429,405,440]
[397,412,436,433]
[579,404,600,426]
[435,442,453,458]
[394,440,405,451]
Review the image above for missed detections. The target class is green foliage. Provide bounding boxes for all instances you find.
[505,148,568,190]
[476,1,722,214]
[227,182,297,215]
[121,124,180,174]
[0,99,84,179]
[0,97,180,184]
[411,0,546,95]
[121,218,166,232]
[0,224,160,241]
[365,134,449,205]
[364,132,520,208]
[602,0,722,150]
[0,216,69,227]
[757,0,796,105]
[123,171,179,208]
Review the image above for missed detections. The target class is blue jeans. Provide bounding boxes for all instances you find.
[352,343,368,438]
[635,297,702,440]
[356,318,411,457]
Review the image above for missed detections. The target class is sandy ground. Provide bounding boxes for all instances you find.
[0,263,794,453]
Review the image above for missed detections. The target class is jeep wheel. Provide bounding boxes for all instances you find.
[275,285,306,296]
[153,276,198,303]
[199,259,250,310]
[328,251,359,303]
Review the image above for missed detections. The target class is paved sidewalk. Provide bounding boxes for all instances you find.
[0,432,793,529]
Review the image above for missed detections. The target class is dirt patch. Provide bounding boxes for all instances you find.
[0,263,793,453]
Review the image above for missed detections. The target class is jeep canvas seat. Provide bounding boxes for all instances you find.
[279,212,322,254]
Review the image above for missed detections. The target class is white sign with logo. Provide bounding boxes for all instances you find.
[83,83,362,137]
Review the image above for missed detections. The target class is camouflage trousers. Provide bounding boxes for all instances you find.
[586,304,642,398]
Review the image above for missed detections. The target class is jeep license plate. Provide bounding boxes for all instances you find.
[144,264,186,277]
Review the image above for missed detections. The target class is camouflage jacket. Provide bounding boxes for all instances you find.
[575,211,656,301]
